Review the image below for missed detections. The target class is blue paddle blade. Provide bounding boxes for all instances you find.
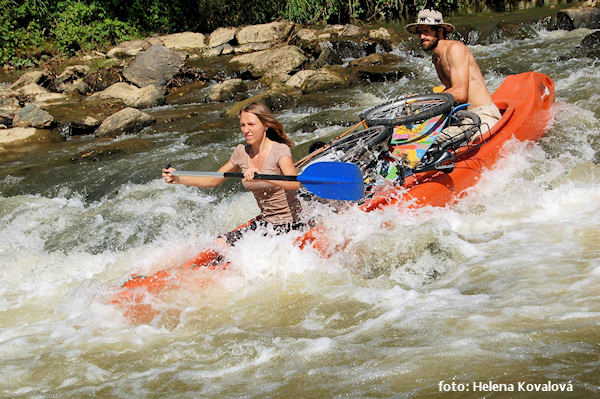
[298,162,364,201]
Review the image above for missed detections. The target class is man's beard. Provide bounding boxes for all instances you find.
[421,36,439,51]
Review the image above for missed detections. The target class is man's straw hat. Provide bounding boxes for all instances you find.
[406,9,455,34]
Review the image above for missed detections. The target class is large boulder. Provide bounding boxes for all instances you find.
[0,127,44,147]
[8,71,45,91]
[229,45,307,78]
[158,32,207,51]
[123,45,186,88]
[300,66,357,94]
[556,7,600,30]
[88,82,165,108]
[95,107,155,137]
[209,27,238,48]
[285,70,317,89]
[236,21,295,45]
[13,104,54,128]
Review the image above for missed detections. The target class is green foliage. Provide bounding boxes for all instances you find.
[53,0,136,54]
[0,0,48,66]
[1,0,466,67]
[283,0,341,24]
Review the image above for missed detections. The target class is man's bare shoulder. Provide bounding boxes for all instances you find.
[443,40,469,55]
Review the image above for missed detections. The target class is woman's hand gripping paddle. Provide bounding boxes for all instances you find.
[166,161,365,201]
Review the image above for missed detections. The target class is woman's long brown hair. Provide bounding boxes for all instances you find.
[240,103,295,148]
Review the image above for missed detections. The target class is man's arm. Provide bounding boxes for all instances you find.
[442,42,470,104]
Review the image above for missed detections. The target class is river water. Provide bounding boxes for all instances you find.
[1,20,599,398]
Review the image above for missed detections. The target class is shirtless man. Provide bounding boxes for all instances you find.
[407,9,501,142]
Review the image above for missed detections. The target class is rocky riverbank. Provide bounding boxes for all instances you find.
[1,4,599,155]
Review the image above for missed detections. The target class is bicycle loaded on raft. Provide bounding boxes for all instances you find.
[296,92,481,200]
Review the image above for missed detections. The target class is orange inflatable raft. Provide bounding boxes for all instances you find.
[111,72,555,321]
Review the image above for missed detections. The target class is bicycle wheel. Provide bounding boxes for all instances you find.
[301,125,391,171]
[364,93,454,127]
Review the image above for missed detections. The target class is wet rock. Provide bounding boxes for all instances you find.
[71,138,153,163]
[83,65,124,93]
[8,71,45,91]
[226,90,297,119]
[158,32,207,52]
[167,66,205,89]
[578,30,600,58]
[166,81,209,104]
[123,45,186,88]
[353,65,409,83]
[236,21,295,45]
[487,22,536,43]
[184,55,236,81]
[229,45,307,78]
[289,109,358,132]
[56,65,90,80]
[0,97,20,127]
[209,43,234,56]
[87,82,165,108]
[46,99,125,135]
[59,117,101,136]
[13,104,54,128]
[95,107,155,137]
[348,53,401,67]
[207,79,247,102]
[285,70,317,89]
[209,27,238,48]
[54,65,90,94]
[255,72,293,92]
[301,66,357,94]
[309,48,344,69]
[327,39,366,59]
[556,7,600,30]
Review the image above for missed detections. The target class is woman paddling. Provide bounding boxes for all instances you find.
[162,102,304,245]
